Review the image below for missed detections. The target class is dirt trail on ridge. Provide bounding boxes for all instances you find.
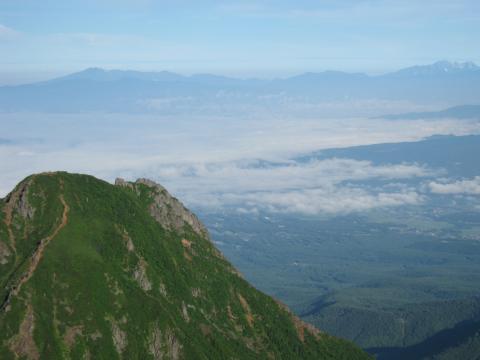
[1,192,69,311]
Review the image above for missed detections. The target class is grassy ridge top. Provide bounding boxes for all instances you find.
[0,172,369,359]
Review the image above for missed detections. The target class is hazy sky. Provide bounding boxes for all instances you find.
[1,0,479,83]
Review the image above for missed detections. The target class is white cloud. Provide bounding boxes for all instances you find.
[429,177,480,195]
[149,158,431,194]
[156,158,428,215]
[1,112,478,214]
[190,187,424,215]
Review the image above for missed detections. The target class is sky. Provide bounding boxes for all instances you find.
[1,0,479,84]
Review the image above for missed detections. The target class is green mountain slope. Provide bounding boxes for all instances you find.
[0,172,369,359]
[302,295,480,349]
[369,318,480,360]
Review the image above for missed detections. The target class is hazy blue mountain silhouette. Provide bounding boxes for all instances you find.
[377,104,480,120]
[1,61,479,112]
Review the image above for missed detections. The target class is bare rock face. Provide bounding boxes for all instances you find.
[114,178,134,189]
[148,326,182,360]
[133,258,152,292]
[5,179,35,221]
[16,184,35,220]
[115,178,209,239]
[109,317,128,356]
[0,242,11,265]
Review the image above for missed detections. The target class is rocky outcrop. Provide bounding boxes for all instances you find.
[3,179,34,252]
[133,258,152,291]
[115,178,209,239]
[4,179,35,223]
[15,183,35,220]
[0,241,11,265]
[110,317,128,356]
[63,325,83,349]
[148,326,182,360]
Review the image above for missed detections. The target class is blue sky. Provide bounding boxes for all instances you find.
[0,0,479,83]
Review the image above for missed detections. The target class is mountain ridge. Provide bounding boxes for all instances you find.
[376,104,480,120]
[1,60,478,113]
[34,60,480,84]
[0,172,369,359]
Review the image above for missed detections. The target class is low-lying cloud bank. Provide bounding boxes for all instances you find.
[429,177,480,195]
[1,112,479,215]
[147,158,431,215]
[194,186,424,215]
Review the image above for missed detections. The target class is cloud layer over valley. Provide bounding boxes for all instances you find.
[1,112,479,215]
[430,176,480,195]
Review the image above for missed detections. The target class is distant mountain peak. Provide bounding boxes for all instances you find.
[54,68,184,82]
[432,60,478,71]
[83,67,106,73]
[390,60,479,77]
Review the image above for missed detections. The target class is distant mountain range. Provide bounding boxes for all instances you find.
[386,60,479,77]
[54,60,480,83]
[377,104,480,120]
[0,61,479,113]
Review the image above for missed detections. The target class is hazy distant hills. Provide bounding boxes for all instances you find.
[1,61,479,113]
[54,68,246,87]
[298,134,480,178]
[377,104,480,120]
[385,60,479,77]
[304,296,480,360]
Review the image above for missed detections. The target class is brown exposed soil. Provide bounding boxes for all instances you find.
[9,303,40,359]
[182,239,194,261]
[64,325,83,348]
[181,238,192,249]
[237,293,254,328]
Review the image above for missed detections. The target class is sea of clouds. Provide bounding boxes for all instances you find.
[1,112,479,214]
[429,176,480,195]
